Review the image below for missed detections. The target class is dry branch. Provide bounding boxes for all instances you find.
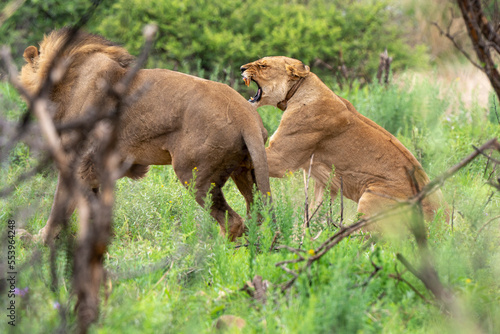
[434,0,500,100]
[475,214,500,239]
[299,154,314,249]
[376,49,393,84]
[352,259,382,290]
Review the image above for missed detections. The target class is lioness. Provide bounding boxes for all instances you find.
[20,28,271,243]
[240,56,444,221]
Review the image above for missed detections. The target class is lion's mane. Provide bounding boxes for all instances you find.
[20,27,135,97]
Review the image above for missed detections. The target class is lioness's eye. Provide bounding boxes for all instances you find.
[259,64,267,69]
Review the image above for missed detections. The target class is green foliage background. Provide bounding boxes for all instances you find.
[1,0,500,333]
[1,0,428,85]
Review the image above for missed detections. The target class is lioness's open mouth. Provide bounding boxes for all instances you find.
[243,77,262,103]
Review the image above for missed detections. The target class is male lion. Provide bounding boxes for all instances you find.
[240,56,445,222]
[20,28,271,243]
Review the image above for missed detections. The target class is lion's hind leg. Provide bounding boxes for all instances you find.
[207,186,245,240]
[173,158,245,241]
[192,179,245,241]
[231,165,256,216]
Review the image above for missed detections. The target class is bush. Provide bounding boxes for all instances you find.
[94,0,429,86]
[0,0,111,67]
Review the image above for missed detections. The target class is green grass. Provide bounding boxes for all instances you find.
[1,75,500,333]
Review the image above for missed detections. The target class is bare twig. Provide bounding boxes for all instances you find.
[300,154,315,248]
[483,150,493,177]
[276,244,308,255]
[1,22,158,334]
[376,49,393,84]
[269,231,280,252]
[303,153,314,228]
[432,21,484,71]
[352,260,382,289]
[388,267,434,305]
[309,199,324,223]
[73,25,157,333]
[475,214,500,240]
[413,139,500,204]
[473,144,500,165]
[311,230,323,241]
[339,176,344,227]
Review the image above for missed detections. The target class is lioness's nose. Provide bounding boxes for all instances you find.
[240,65,248,73]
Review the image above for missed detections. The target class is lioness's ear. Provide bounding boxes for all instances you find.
[286,61,310,79]
[23,46,39,64]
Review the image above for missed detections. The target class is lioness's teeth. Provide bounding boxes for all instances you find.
[244,77,250,87]
[250,97,254,101]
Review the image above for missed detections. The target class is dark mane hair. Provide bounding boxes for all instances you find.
[20,28,135,95]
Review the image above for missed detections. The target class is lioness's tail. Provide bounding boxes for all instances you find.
[241,126,272,202]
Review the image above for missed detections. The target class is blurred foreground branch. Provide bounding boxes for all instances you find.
[0,23,157,334]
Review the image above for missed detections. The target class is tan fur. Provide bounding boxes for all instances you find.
[20,28,271,243]
[241,56,445,222]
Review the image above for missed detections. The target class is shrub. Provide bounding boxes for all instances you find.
[94,0,429,86]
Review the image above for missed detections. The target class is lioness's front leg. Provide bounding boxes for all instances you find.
[266,135,317,178]
[266,148,297,178]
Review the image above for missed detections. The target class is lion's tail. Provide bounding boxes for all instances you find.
[241,127,272,203]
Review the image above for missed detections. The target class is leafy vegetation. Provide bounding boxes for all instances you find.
[0,0,112,66]
[97,0,429,85]
[1,0,500,332]
[1,0,428,85]
[1,69,500,332]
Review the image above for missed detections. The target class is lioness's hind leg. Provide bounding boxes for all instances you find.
[357,190,410,233]
[357,191,397,217]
